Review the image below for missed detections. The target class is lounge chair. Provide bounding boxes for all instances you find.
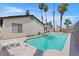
[0,40,20,50]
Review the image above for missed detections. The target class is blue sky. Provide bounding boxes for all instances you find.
[0,3,79,27]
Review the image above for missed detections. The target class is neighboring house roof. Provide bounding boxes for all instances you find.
[0,15,44,25]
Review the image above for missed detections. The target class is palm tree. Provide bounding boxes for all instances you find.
[39,3,45,23]
[25,10,30,15]
[58,3,68,32]
[43,5,48,24]
[53,3,55,32]
[64,18,72,28]
[49,21,53,29]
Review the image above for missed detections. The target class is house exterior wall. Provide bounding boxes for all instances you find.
[2,16,44,39]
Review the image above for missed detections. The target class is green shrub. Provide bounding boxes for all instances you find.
[38,32,41,35]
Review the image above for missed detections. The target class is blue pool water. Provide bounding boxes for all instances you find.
[25,33,67,51]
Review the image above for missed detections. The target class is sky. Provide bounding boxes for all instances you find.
[0,3,79,28]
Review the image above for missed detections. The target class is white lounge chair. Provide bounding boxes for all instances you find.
[0,40,20,50]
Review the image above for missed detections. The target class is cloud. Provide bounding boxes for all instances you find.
[0,5,25,17]
[54,16,76,20]
[48,15,76,22]
[4,6,24,13]
[0,14,14,17]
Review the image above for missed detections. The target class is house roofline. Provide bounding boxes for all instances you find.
[31,15,44,25]
[0,15,44,25]
[0,15,32,19]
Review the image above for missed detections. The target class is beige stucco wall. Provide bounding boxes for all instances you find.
[2,16,44,39]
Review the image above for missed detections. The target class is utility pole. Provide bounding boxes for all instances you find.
[53,3,55,32]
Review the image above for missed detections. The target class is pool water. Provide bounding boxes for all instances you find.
[25,33,67,51]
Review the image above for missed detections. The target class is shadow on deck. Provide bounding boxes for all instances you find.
[0,47,11,56]
[33,49,44,56]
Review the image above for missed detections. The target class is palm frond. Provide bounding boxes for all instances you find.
[43,5,48,12]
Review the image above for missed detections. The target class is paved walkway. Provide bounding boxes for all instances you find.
[69,33,79,56]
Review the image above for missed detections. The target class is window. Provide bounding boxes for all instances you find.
[12,23,22,33]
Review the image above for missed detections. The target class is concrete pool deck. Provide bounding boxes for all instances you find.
[0,33,71,56]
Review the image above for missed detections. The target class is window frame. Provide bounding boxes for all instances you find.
[12,23,23,33]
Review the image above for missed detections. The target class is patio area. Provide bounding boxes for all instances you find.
[0,33,71,56]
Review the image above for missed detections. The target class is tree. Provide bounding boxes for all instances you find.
[53,3,55,32]
[58,3,68,32]
[64,18,72,28]
[43,5,48,24]
[25,10,30,15]
[49,21,53,29]
[39,3,45,23]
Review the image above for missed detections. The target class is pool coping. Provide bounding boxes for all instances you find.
[43,33,71,56]
[25,32,71,56]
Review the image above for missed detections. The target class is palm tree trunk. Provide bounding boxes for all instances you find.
[60,13,63,32]
[41,9,45,33]
[66,24,69,33]
[53,11,55,32]
[67,24,69,29]
[41,9,43,23]
[45,12,47,24]
[45,12,48,33]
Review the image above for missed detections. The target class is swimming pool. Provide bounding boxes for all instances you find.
[25,33,68,51]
